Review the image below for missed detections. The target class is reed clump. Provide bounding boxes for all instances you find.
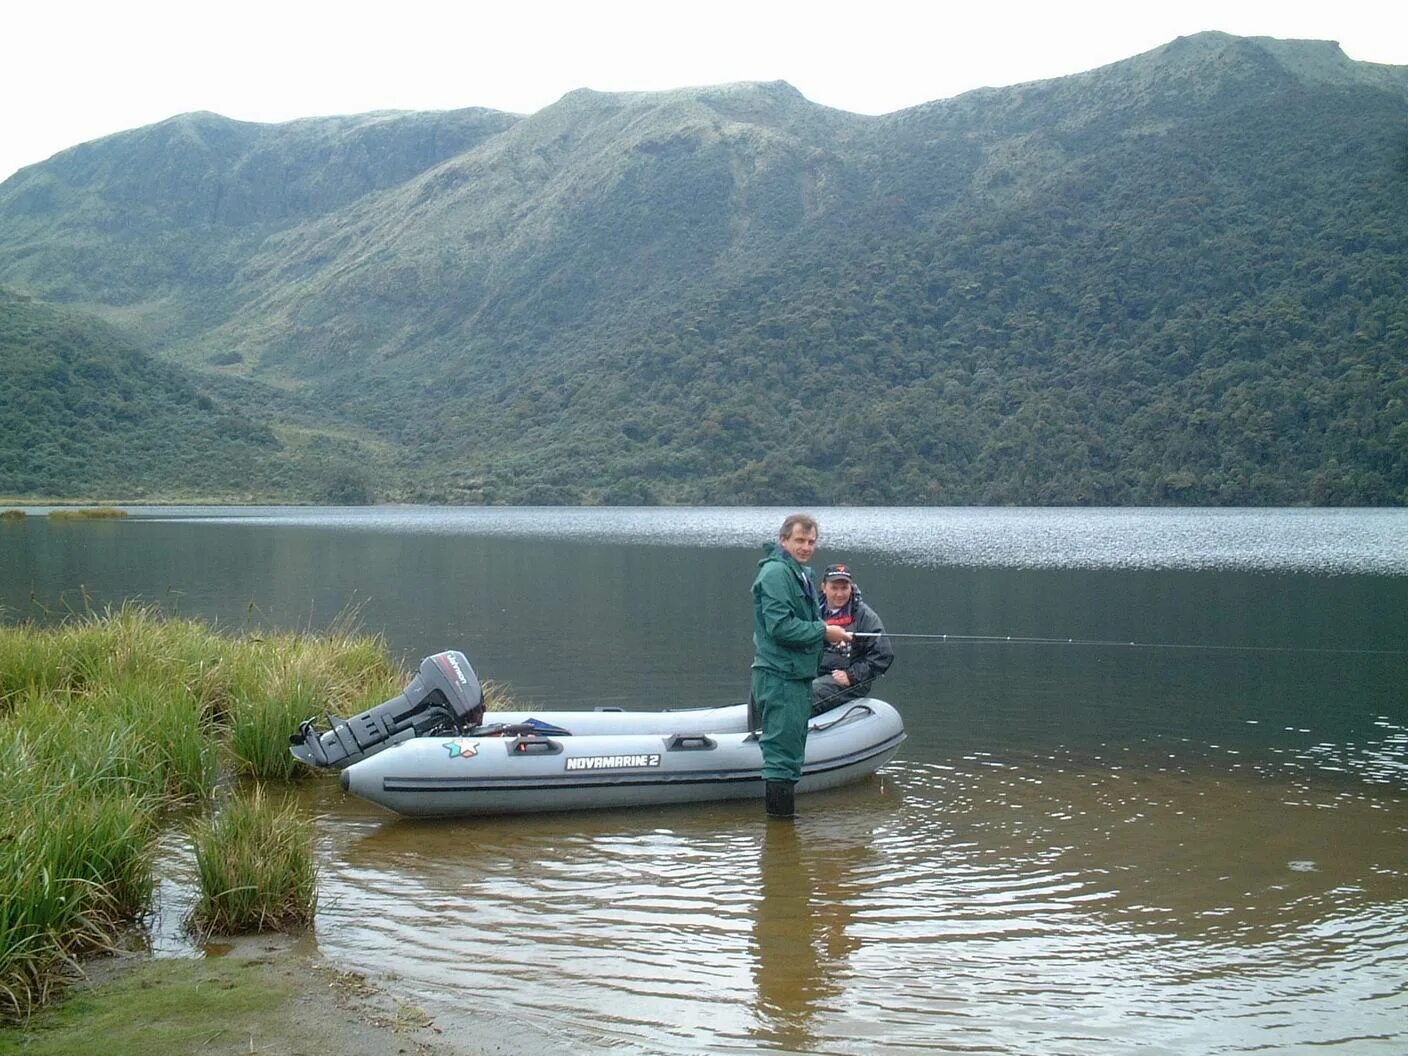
[189,786,318,936]
[0,509,25,521]
[224,624,404,781]
[0,738,158,1017]
[481,678,519,711]
[46,507,128,521]
[0,603,405,1019]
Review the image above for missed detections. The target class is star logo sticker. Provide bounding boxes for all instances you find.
[442,739,479,759]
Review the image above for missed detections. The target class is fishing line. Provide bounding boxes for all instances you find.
[848,631,1408,657]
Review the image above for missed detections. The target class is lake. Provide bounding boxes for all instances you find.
[2,506,1406,1055]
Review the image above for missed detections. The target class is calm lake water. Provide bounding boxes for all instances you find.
[3,506,1406,1055]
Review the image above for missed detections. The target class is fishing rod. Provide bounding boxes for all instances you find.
[847,631,1408,657]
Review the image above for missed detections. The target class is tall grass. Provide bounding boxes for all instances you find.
[0,730,158,1017]
[188,786,318,936]
[0,630,63,711]
[0,509,25,521]
[480,678,518,712]
[225,625,404,780]
[0,603,407,1018]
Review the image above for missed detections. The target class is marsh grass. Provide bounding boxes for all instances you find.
[0,774,156,1017]
[480,678,519,712]
[46,508,128,521]
[226,626,404,781]
[0,509,25,521]
[0,603,404,1019]
[188,786,318,936]
[0,632,63,711]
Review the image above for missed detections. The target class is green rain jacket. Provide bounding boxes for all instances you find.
[751,543,827,680]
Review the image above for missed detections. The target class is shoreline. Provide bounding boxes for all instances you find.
[1,937,475,1056]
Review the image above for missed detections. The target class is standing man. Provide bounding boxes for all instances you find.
[811,563,894,714]
[751,513,851,819]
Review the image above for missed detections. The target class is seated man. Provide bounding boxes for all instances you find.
[811,564,894,714]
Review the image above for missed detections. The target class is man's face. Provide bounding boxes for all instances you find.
[823,577,853,608]
[780,526,818,564]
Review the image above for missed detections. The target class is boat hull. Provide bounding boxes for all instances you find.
[339,699,905,817]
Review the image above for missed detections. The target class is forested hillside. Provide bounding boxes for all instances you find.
[0,290,390,500]
[0,32,1404,505]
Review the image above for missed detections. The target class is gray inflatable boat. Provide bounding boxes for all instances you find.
[290,650,906,818]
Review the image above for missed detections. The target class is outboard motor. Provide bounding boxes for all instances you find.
[289,650,484,769]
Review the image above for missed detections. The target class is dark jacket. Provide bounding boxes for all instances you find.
[751,543,826,679]
[818,590,894,690]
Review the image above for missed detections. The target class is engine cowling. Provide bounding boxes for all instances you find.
[289,650,484,769]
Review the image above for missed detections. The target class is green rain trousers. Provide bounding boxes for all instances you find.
[752,667,812,783]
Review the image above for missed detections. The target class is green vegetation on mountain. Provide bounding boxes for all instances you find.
[0,290,391,501]
[0,33,1404,505]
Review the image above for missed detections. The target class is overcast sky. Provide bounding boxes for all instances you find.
[4,0,1405,184]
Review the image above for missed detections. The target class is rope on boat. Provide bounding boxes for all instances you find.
[848,631,1408,656]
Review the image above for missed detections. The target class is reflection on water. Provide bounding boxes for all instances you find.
[751,816,870,1052]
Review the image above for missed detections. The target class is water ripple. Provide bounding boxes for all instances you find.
[297,757,1408,1056]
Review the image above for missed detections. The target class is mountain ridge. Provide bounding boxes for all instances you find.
[0,32,1404,505]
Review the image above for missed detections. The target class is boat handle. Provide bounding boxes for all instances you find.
[666,734,717,751]
[510,735,563,755]
[809,703,874,732]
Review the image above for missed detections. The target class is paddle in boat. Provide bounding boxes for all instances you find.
[289,650,905,817]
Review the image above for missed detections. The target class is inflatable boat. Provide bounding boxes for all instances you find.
[290,651,905,818]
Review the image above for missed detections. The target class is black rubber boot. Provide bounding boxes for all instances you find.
[764,780,796,819]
